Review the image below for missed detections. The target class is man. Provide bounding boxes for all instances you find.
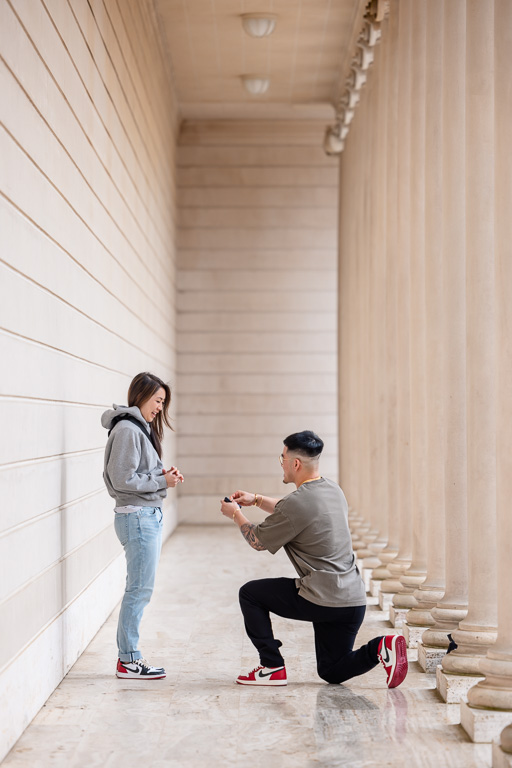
[220,430,407,689]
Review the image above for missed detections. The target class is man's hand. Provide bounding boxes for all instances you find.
[231,490,255,506]
[163,466,184,488]
[220,497,239,519]
[220,498,266,550]
[232,490,279,514]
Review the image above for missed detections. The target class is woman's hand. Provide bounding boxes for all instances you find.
[231,490,255,506]
[163,466,184,488]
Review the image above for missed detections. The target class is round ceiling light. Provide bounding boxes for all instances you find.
[242,75,270,95]
[241,13,277,38]
[323,125,345,156]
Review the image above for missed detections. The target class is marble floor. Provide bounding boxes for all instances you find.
[2,526,491,768]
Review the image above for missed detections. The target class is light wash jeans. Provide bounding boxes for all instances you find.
[114,507,163,662]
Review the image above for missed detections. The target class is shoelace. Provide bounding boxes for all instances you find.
[135,658,152,671]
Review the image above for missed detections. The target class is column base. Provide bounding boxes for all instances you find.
[418,642,447,673]
[379,591,395,611]
[460,700,512,743]
[361,567,372,593]
[405,607,436,627]
[389,606,408,627]
[493,743,512,768]
[387,559,411,575]
[370,579,383,597]
[379,551,399,565]
[403,623,426,649]
[372,566,392,580]
[362,556,381,568]
[421,627,451,648]
[392,592,417,610]
[436,666,484,703]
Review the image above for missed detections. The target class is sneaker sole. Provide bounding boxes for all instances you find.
[236,679,287,686]
[116,672,166,679]
[388,635,408,688]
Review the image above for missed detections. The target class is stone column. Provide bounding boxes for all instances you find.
[340,127,359,527]
[340,93,368,549]
[378,0,412,613]
[359,37,389,577]
[369,16,390,572]
[369,4,400,596]
[464,0,512,751]
[403,0,445,648]
[419,0,468,677]
[443,0,497,721]
[350,93,373,553]
[390,0,428,628]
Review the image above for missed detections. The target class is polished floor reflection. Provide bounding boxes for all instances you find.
[2,526,491,767]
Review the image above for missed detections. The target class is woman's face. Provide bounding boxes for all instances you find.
[140,387,166,423]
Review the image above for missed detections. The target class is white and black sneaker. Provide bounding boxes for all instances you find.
[116,658,166,679]
[236,665,287,686]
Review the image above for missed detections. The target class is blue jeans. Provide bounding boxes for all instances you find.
[114,507,163,662]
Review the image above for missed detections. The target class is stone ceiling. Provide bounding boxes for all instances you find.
[153,0,366,120]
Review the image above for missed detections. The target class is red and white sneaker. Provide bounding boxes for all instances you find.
[377,635,408,688]
[236,665,287,686]
[116,658,166,679]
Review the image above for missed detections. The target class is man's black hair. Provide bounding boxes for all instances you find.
[283,431,324,458]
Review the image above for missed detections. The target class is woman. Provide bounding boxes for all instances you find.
[102,372,183,679]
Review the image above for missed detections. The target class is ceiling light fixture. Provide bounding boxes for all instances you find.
[357,41,375,71]
[323,125,345,156]
[241,13,277,38]
[349,64,367,91]
[242,75,270,95]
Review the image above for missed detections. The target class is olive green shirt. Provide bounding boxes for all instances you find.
[254,477,366,608]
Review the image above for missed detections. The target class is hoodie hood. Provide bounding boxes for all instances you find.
[101,404,150,432]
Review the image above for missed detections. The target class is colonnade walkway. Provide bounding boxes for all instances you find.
[2,527,491,768]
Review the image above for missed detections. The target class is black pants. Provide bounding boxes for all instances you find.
[239,577,382,684]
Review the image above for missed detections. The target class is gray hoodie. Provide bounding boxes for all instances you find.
[101,404,167,508]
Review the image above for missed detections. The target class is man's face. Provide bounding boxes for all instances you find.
[280,446,297,484]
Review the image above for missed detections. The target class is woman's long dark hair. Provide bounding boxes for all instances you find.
[128,372,173,458]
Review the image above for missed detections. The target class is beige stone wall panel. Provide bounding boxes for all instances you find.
[178,311,336,334]
[0,0,178,759]
[178,393,337,416]
[178,413,338,438]
[178,352,337,375]
[177,289,336,313]
[0,451,104,533]
[177,166,338,188]
[177,146,335,168]
[177,124,338,523]
[5,0,175,280]
[179,207,338,230]
[178,250,336,271]
[178,187,337,209]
